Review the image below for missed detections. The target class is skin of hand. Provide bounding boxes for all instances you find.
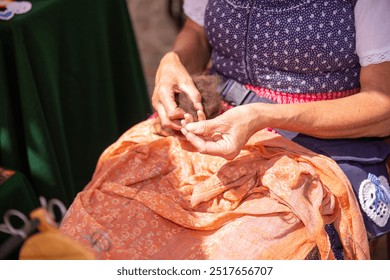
[151,19,211,131]
[181,104,262,160]
[182,61,390,159]
[152,52,202,130]
[153,75,222,137]
[175,75,222,121]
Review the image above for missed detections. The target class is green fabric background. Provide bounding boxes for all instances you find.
[0,171,39,259]
[0,0,151,207]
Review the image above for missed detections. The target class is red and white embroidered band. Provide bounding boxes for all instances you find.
[245,84,360,104]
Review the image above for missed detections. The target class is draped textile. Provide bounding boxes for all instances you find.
[59,118,369,260]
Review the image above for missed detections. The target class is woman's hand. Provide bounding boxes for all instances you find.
[151,52,203,131]
[181,105,261,160]
[151,18,211,131]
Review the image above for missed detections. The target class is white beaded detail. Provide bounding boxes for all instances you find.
[359,174,390,227]
[360,50,390,67]
[6,1,32,14]
[0,1,32,21]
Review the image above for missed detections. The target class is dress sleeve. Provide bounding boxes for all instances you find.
[183,0,208,27]
[355,0,390,66]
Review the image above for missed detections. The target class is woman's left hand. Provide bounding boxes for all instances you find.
[181,105,259,160]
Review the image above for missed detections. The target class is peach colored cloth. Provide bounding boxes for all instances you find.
[59,118,369,260]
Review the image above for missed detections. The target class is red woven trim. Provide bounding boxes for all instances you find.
[245,85,360,104]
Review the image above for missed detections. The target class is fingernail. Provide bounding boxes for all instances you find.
[212,132,223,141]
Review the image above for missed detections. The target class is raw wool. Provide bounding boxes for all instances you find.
[175,74,222,121]
[153,74,222,137]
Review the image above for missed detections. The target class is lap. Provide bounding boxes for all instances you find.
[59,119,371,259]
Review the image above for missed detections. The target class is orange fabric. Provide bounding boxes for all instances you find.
[59,118,369,260]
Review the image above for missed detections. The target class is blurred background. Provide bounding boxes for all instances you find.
[127,0,183,99]
[0,0,185,259]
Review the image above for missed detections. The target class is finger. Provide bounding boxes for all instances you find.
[179,82,204,112]
[211,132,223,141]
[182,130,210,153]
[182,130,226,155]
[155,103,182,131]
[183,129,238,160]
[184,113,194,124]
[181,127,188,136]
[197,110,206,121]
[185,119,219,135]
[156,86,186,120]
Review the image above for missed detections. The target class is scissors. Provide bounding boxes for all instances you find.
[0,197,67,259]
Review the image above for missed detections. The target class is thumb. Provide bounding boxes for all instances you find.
[180,82,203,112]
[185,119,217,135]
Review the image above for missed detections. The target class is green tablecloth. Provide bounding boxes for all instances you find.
[0,169,39,259]
[0,0,151,206]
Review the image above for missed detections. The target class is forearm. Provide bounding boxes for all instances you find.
[261,93,390,139]
[171,18,211,74]
[250,62,390,139]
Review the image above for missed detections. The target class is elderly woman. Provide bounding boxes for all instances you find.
[60,0,390,259]
[155,0,390,238]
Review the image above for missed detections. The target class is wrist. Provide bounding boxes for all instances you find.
[246,103,282,134]
[161,51,180,65]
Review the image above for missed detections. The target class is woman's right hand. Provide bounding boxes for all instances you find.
[151,52,203,131]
